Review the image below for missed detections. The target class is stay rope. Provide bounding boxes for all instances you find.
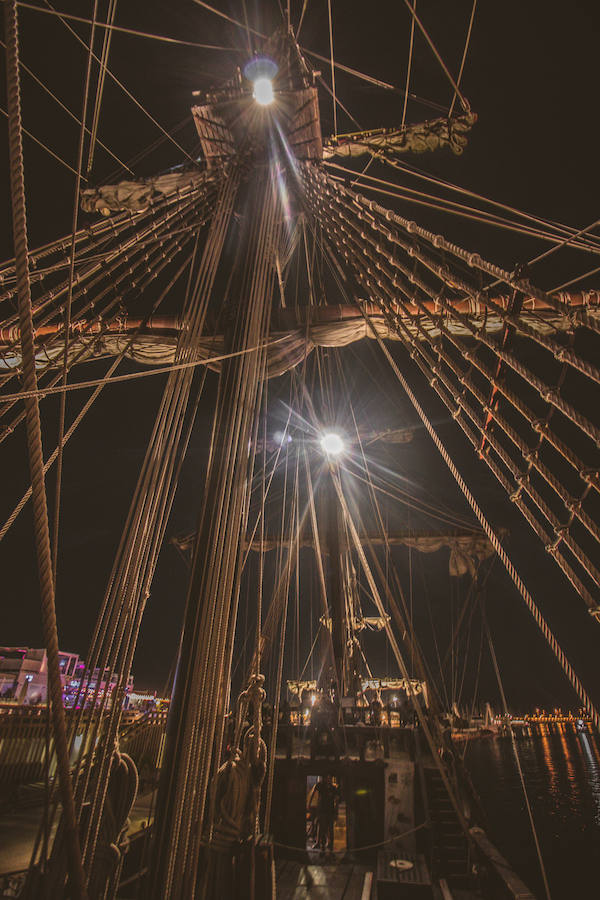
[302,168,600,615]
[4,0,86,894]
[483,606,552,900]
[359,303,600,731]
[52,0,99,586]
[448,0,477,118]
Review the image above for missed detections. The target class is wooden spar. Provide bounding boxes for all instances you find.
[3,291,598,344]
[173,527,492,554]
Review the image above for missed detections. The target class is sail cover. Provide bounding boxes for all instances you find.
[80,170,207,215]
[172,529,496,577]
[322,112,477,159]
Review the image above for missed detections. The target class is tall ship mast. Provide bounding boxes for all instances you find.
[1,3,599,899]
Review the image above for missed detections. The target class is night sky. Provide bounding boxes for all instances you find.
[1,1,600,713]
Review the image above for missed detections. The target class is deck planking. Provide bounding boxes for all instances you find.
[276,860,371,900]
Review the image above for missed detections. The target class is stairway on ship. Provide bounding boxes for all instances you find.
[423,767,471,890]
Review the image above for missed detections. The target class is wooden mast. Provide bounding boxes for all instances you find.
[325,465,347,698]
[149,165,284,899]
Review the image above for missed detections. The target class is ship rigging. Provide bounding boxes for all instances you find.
[1,2,600,899]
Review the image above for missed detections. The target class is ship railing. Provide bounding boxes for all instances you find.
[469,826,536,899]
[0,705,168,789]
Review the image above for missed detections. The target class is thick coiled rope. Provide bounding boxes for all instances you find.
[3,1,86,896]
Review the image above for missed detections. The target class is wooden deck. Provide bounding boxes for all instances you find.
[276,860,371,900]
[377,851,433,899]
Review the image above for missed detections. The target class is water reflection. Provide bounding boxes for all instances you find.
[589,730,600,766]
[578,732,600,825]
[465,725,600,899]
[538,725,558,792]
[557,725,576,785]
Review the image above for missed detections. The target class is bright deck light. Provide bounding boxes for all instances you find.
[253,77,274,106]
[320,432,344,457]
[243,56,278,107]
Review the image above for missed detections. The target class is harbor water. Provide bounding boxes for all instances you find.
[463,726,600,898]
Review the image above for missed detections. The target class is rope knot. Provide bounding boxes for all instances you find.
[582,468,599,486]
[546,529,566,552]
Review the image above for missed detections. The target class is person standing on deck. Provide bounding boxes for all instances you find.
[314,774,340,852]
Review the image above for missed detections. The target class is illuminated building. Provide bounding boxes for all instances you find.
[0,646,133,706]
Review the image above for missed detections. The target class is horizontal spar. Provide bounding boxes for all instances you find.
[2,291,599,343]
[2,294,599,377]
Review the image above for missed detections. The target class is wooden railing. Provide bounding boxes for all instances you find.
[0,705,168,788]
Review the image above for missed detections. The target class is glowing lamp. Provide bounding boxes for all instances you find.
[253,77,274,106]
[243,56,278,106]
[320,432,344,457]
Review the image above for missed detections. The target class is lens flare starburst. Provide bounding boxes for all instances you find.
[320,432,345,457]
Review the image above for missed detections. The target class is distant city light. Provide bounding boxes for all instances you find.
[253,77,274,106]
[320,432,344,457]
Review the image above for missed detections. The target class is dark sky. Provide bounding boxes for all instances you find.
[1,1,600,712]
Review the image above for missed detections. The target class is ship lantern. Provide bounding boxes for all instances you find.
[320,432,345,457]
[243,56,278,106]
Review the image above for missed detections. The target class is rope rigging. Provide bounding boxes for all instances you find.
[17,1,238,51]
[482,602,553,900]
[357,302,600,730]
[0,103,87,177]
[324,160,600,252]
[24,174,239,896]
[2,10,600,900]
[0,189,216,427]
[301,166,600,614]
[4,0,86,894]
[52,0,100,584]
[402,0,470,113]
[42,0,198,165]
[0,182,213,340]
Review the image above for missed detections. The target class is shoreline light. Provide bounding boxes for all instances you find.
[320,432,344,457]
